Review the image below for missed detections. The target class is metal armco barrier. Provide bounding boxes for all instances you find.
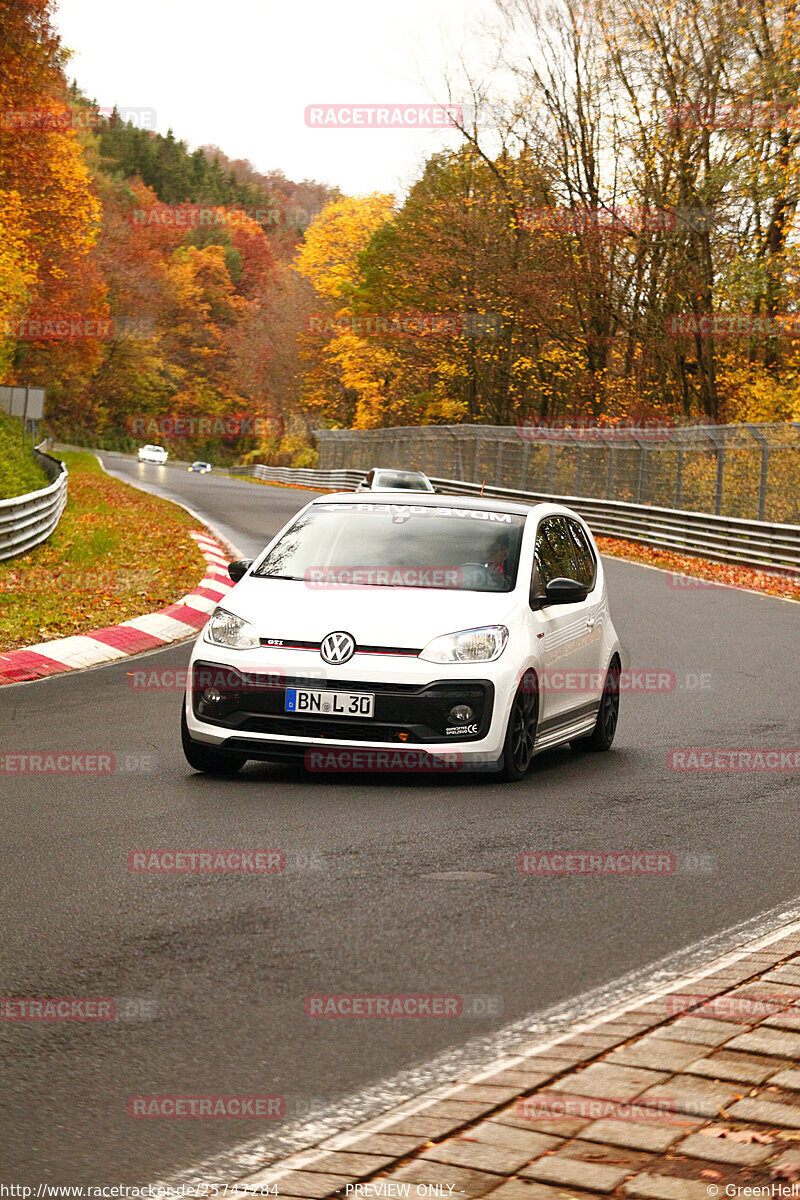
[231,463,800,576]
[0,448,68,561]
[315,422,800,525]
[229,464,364,490]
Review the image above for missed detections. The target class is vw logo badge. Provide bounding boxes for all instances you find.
[320,631,356,665]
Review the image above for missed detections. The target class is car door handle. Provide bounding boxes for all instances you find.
[586,617,597,629]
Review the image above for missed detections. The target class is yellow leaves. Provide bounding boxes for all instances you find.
[0,189,35,320]
[296,194,395,300]
[718,365,800,422]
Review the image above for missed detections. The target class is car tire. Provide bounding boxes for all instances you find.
[181,706,247,775]
[572,655,620,752]
[498,670,539,781]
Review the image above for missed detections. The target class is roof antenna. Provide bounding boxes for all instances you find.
[480,479,486,495]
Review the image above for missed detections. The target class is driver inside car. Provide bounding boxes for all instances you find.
[485,533,510,581]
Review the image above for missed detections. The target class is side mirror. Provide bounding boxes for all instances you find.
[227,559,253,583]
[543,576,588,605]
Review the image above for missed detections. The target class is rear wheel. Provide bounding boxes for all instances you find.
[498,671,539,781]
[572,656,620,752]
[181,706,247,775]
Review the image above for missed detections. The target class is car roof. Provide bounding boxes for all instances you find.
[312,491,550,518]
[372,468,428,477]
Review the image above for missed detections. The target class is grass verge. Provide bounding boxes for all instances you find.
[0,412,48,499]
[0,451,208,652]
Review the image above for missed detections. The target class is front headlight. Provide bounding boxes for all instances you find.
[204,608,259,650]
[419,625,508,663]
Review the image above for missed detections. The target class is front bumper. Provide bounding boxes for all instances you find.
[185,644,521,767]
[192,661,494,744]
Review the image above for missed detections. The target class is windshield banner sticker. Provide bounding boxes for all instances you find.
[314,503,515,523]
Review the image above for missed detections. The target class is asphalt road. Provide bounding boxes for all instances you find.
[1,455,799,1184]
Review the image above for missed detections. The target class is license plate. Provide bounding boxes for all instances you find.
[285,687,375,718]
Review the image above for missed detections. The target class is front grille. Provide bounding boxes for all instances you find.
[259,639,421,657]
[192,663,493,743]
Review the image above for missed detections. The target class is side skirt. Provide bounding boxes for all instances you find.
[534,703,599,753]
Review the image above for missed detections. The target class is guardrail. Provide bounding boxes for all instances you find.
[229,464,365,490]
[315,422,800,524]
[0,448,68,561]
[230,463,800,576]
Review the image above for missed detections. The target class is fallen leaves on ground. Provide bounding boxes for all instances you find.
[0,452,210,652]
[774,1160,800,1182]
[596,536,800,602]
[700,1125,774,1144]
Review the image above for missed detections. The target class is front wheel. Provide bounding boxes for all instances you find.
[498,671,539,782]
[572,656,620,752]
[181,706,247,775]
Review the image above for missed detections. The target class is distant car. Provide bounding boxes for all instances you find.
[138,444,168,465]
[188,461,212,474]
[356,468,435,493]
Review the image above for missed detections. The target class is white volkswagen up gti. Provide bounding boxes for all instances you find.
[181,493,622,781]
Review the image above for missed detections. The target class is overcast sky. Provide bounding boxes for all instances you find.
[54,0,498,198]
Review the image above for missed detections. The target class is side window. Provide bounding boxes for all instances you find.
[532,517,579,593]
[567,519,597,591]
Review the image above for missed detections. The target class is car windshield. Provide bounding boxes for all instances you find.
[253,503,525,591]
[373,472,431,490]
